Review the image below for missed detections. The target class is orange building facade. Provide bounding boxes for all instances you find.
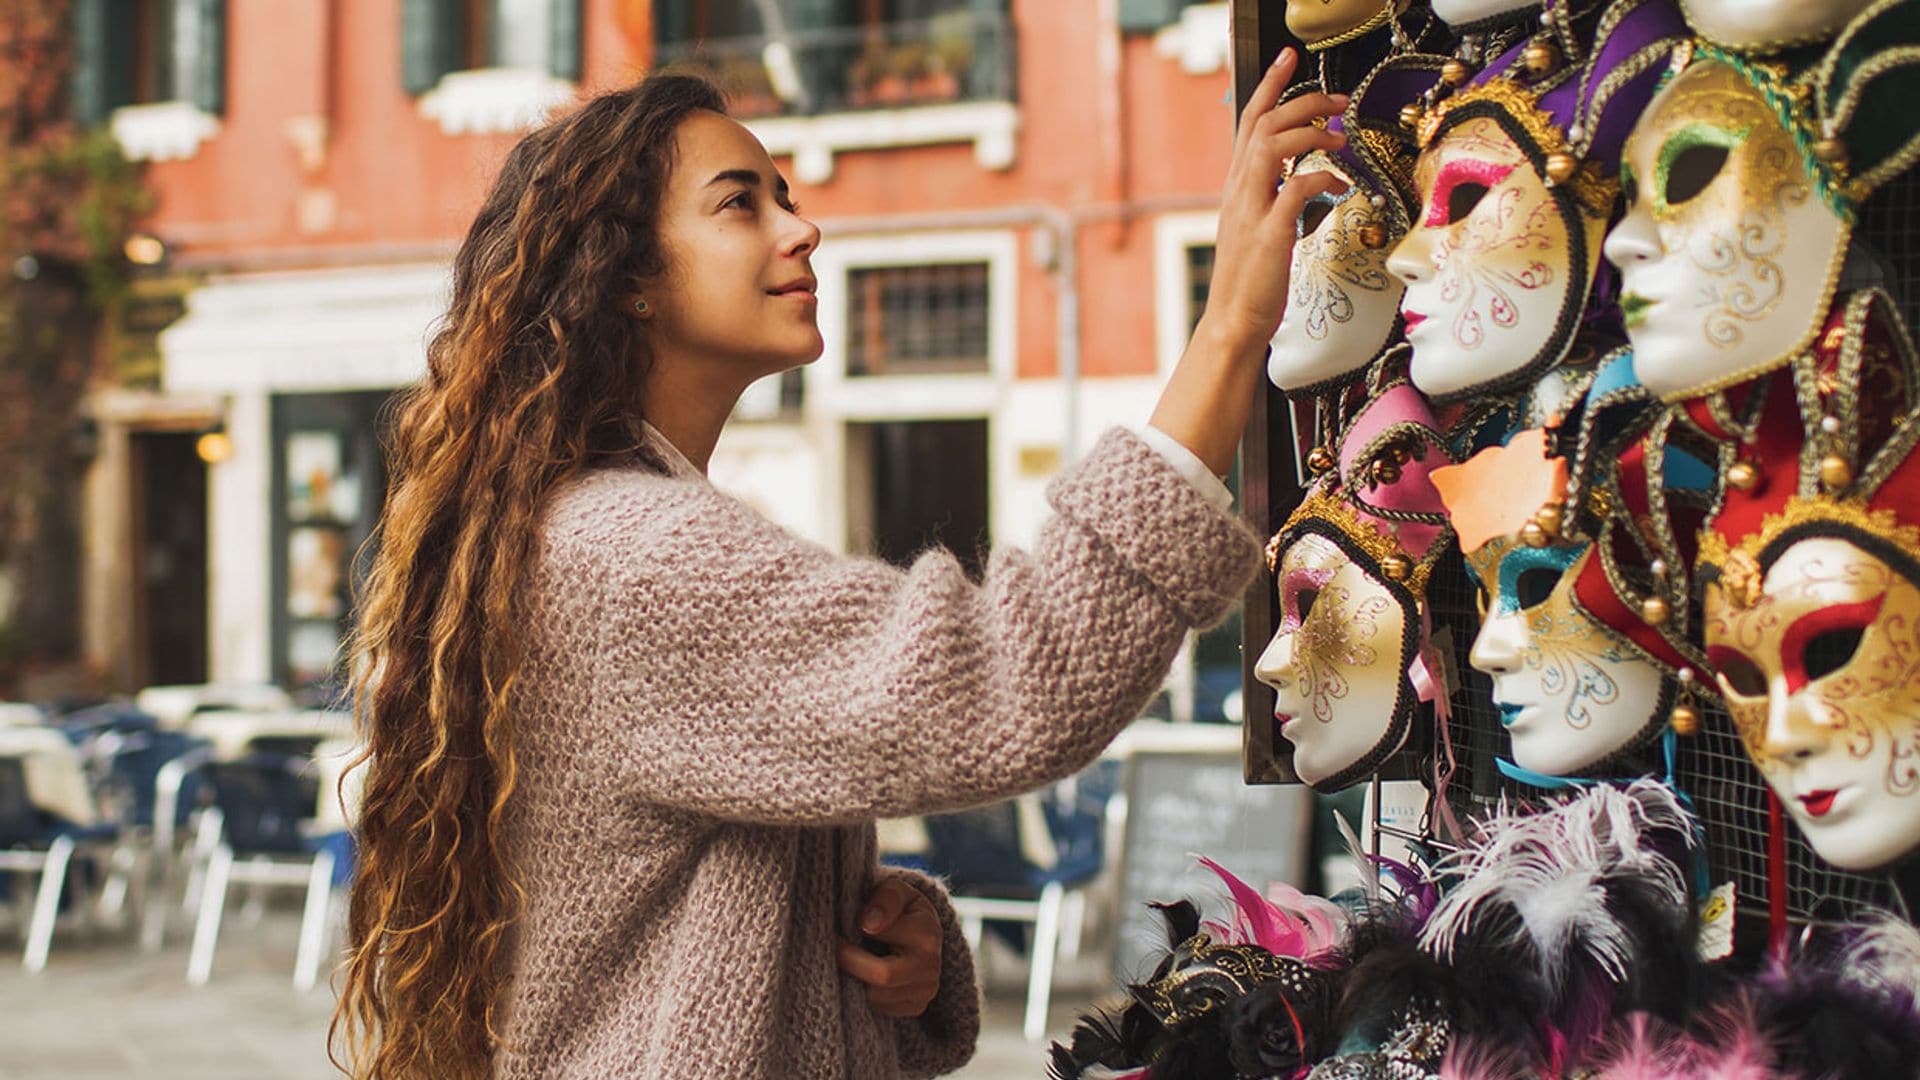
[85,0,1240,714]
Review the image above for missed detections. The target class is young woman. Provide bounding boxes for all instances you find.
[333,54,1344,1080]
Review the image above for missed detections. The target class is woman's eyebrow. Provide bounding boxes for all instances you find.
[705,168,792,201]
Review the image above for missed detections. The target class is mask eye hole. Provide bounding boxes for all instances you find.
[1301,199,1335,237]
[1621,169,1639,209]
[1296,587,1321,622]
[1446,182,1490,224]
[1801,626,1865,683]
[1708,645,1768,698]
[1474,581,1490,620]
[1663,143,1728,207]
[1515,567,1559,610]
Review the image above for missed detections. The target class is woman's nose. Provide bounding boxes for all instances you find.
[1386,229,1431,286]
[1603,206,1659,272]
[783,209,820,258]
[1469,612,1524,677]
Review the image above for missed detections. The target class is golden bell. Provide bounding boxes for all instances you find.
[1308,446,1336,474]
[1399,102,1424,130]
[1523,40,1561,76]
[1669,703,1700,736]
[1359,223,1389,250]
[1812,137,1849,167]
[1818,453,1853,491]
[1373,459,1402,485]
[1641,595,1671,626]
[1520,521,1550,549]
[1382,553,1413,582]
[1725,461,1761,492]
[1442,59,1475,87]
[1544,152,1579,185]
[1532,503,1564,538]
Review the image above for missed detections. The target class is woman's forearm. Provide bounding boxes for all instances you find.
[1148,315,1269,478]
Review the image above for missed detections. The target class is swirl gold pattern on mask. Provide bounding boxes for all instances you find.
[1291,164,1399,342]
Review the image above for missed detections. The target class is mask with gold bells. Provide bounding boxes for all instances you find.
[1289,0,1417,51]
[1433,425,1672,775]
[1695,290,1920,871]
[1256,379,1456,792]
[1271,56,1448,394]
[1390,0,1687,401]
[1608,4,1920,403]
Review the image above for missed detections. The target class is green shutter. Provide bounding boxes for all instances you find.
[174,0,226,114]
[402,0,462,95]
[548,0,581,80]
[1117,0,1184,32]
[73,0,135,124]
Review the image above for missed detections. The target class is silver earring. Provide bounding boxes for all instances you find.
[634,298,650,316]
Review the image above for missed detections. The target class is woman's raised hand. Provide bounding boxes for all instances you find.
[1147,49,1348,477]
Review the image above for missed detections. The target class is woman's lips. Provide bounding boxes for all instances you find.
[1798,789,1840,818]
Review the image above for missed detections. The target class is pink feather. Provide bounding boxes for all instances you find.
[1192,854,1348,961]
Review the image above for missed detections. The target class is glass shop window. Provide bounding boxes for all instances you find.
[846,262,993,377]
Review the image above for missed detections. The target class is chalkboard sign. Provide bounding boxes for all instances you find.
[1112,742,1314,982]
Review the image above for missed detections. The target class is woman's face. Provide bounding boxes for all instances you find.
[1604,59,1846,402]
[1254,533,1411,788]
[650,111,824,379]
[1468,536,1667,775]
[1269,154,1406,390]
[1704,536,1920,870]
[1389,115,1596,398]
[1679,0,1878,50]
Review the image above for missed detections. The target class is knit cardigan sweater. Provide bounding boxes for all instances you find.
[496,426,1260,1078]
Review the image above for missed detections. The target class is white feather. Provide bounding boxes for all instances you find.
[1418,779,1692,990]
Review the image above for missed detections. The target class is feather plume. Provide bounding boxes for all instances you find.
[1418,780,1692,992]
[1192,854,1349,963]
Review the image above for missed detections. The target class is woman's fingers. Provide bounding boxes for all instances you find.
[1235,48,1300,154]
[1273,168,1350,229]
[1253,91,1348,142]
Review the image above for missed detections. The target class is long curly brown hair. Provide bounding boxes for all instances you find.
[330,74,727,1078]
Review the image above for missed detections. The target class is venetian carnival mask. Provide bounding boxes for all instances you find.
[1431,0,1537,28]
[1605,56,1847,402]
[1435,429,1669,775]
[1678,0,1879,52]
[1288,0,1413,48]
[1271,58,1443,392]
[1391,0,1684,400]
[1256,383,1454,791]
[1697,290,1920,870]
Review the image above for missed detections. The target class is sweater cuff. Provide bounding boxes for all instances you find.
[1049,426,1261,627]
[879,865,981,1078]
[1134,424,1235,511]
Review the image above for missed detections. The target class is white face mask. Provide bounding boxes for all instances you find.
[1431,0,1537,27]
[1389,114,1601,399]
[1679,0,1879,50]
[1604,56,1847,402]
[1467,537,1667,774]
[1705,535,1920,871]
[1254,532,1413,789]
[1269,154,1406,391]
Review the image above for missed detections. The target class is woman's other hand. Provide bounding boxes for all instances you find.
[1149,48,1348,477]
[837,878,944,1018]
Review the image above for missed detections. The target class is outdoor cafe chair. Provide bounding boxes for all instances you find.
[0,727,118,972]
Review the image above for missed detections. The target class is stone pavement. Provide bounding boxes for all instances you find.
[0,907,1105,1079]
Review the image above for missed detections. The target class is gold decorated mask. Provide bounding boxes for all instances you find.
[1389,111,1607,399]
[1703,526,1920,870]
[1466,536,1669,775]
[1678,0,1880,52]
[1255,531,1415,790]
[1606,56,1849,402]
[1286,0,1408,49]
[1269,153,1406,391]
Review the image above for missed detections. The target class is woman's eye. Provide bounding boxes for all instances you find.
[1801,626,1866,683]
[726,191,753,211]
[1300,200,1334,237]
[1515,567,1559,610]
[1445,182,1490,224]
[1663,144,1727,207]
[1708,646,1768,698]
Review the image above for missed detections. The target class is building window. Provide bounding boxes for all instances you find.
[1119,0,1212,32]
[847,263,992,377]
[1185,243,1215,336]
[403,0,581,95]
[74,0,226,124]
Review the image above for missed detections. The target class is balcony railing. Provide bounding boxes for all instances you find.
[654,10,1016,119]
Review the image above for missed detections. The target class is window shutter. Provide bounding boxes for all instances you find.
[173,0,227,114]
[402,0,461,95]
[547,0,581,81]
[72,0,134,125]
[1117,0,1185,32]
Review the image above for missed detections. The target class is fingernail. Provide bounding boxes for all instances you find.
[1272,47,1293,68]
[861,907,884,933]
